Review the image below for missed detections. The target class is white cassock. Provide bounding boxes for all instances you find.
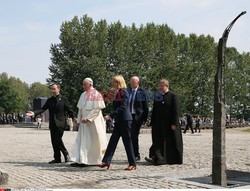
[71,88,107,165]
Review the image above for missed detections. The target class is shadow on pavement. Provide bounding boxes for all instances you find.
[183,169,250,188]
[2,161,140,172]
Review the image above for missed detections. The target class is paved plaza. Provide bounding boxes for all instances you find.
[0,125,249,189]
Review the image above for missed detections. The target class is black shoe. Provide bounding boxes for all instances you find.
[64,154,70,163]
[48,159,61,164]
[135,156,141,161]
[70,163,87,167]
[157,158,167,165]
[145,157,156,165]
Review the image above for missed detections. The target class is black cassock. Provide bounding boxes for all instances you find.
[149,91,183,164]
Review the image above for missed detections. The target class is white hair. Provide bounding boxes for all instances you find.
[131,76,140,82]
[83,77,93,85]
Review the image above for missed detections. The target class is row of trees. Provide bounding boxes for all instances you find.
[0,73,50,114]
[1,15,249,120]
[48,15,250,119]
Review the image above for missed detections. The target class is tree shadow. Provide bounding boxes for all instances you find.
[183,169,250,188]
[2,161,132,172]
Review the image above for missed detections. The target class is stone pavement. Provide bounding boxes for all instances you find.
[0,125,249,189]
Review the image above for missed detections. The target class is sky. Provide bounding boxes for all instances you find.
[0,0,249,85]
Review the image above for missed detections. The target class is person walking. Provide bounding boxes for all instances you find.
[183,113,194,134]
[129,76,149,161]
[98,75,136,170]
[70,78,107,167]
[26,84,76,164]
[195,116,201,133]
[37,115,42,130]
[145,79,183,165]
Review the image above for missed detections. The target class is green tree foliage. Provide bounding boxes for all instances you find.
[0,73,29,113]
[225,49,250,120]
[0,79,22,114]
[48,15,249,119]
[0,73,50,114]
[29,82,50,100]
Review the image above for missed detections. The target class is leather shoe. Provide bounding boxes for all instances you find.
[64,154,70,163]
[145,157,156,165]
[135,156,141,161]
[70,163,86,167]
[48,159,61,164]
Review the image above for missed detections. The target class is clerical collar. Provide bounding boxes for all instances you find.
[53,94,60,98]
[161,91,169,95]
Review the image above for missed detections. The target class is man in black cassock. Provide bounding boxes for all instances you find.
[145,79,183,165]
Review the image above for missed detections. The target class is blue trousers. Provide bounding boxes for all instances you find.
[102,120,136,166]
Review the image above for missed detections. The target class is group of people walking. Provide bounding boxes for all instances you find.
[26,75,183,170]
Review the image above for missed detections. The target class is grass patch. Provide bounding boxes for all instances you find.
[242,128,250,133]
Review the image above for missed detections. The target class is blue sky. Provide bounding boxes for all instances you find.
[0,0,249,85]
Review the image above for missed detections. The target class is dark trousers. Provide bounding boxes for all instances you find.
[195,124,200,133]
[50,128,68,161]
[183,123,194,133]
[102,120,136,166]
[131,115,141,158]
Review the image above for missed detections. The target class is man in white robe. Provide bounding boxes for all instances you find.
[70,78,107,166]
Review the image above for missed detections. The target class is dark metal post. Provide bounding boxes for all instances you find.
[212,11,246,186]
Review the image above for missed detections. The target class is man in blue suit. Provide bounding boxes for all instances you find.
[129,76,149,161]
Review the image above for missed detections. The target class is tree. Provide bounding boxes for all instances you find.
[0,80,22,114]
[29,82,50,100]
[0,73,29,113]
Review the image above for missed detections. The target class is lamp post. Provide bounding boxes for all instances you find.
[212,11,246,186]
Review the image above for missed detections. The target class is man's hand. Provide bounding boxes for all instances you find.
[104,115,111,121]
[81,118,90,123]
[171,125,176,131]
[26,111,34,117]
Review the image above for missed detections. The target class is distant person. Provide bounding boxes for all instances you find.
[145,79,183,165]
[0,115,3,124]
[195,116,201,133]
[26,84,76,164]
[183,113,194,134]
[129,76,149,161]
[37,115,42,130]
[67,118,73,131]
[106,118,114,132]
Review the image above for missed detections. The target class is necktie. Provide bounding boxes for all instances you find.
[130,89,136,112]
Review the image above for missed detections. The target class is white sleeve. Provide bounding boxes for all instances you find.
[86,108,101,122]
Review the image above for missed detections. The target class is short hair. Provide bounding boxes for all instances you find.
[112,75,127,89]
[159,79,169,87]
[51,83,61,90]
[130,76,140,82]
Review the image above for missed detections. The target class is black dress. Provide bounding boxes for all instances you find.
[149,91,183,164]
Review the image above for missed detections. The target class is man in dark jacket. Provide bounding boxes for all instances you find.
[183,113,194,134]
[27,84,75,164]
[129,76,149,161]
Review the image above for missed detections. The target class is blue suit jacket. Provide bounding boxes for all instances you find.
[110,89,132,122]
